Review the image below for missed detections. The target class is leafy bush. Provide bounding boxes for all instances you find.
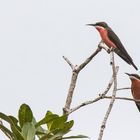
[0,104,88,140]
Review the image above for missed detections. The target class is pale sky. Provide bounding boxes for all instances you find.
[0,0,140,140]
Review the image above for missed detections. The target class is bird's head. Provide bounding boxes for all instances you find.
[86,22,108,30]
[125,73,140,81]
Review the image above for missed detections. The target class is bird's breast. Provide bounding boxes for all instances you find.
[96,26,116,48]
[131,80,140,100]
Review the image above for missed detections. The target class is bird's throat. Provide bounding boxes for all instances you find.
[95,26,116,48]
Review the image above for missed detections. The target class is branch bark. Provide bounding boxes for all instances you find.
[62,41,134,139]
[63,46,102,114]
[104,96,140,102]
[117,87,131,91]
[68,67,119,115]
[68,95,140,115]
[98,52,118,140]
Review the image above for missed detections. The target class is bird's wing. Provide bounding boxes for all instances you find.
[107,27,138,70]
[107,27,133,61]
[132,88,140,112]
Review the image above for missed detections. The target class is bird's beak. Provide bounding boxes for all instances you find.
[86,24,96,26]
[125,73,131,76]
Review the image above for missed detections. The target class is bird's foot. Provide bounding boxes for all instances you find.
[109,49,114,65]
[107,47,114,54]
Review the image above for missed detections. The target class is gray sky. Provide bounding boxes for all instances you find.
[0,0,140,139]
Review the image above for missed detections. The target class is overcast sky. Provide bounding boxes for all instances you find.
[0,0,140,140]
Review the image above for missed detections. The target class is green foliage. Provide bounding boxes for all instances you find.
[18,104,33,128]
[0,104,88,140]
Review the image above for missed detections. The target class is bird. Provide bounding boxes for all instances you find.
[87,22,138,70]
[125,73,140,112]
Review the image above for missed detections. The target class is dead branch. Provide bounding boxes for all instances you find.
[63,45,102,114]
[62,40,133,140]
[68,96,102,115]
[62,56,74,70]
[104,96,140,102]
[117,87,131,91]
[68,67,119,115]
[68,94,140,115]
[76,43,102,73]
[98,52,118,140]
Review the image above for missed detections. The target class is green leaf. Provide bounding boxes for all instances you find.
[0,124,14,139]
[18,104,33,128]
[0,112,11,123]
[35,111,59,128]
[21,122,36,140]
[62,135,89,139]
[46,111,53,116]
[49,115,67,131]
[42,120,74,140]
[0,112,24,140]
[8,115,21,132]
[39,133,52,140]
[48,132,63,140]
[62,120,74,134]
[39,131,63,140]
[32,117,46,138]
[36,130,46,135]
[46,111,54,130]
[10,119,25,140]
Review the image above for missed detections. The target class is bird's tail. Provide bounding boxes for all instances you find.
[131,62,138,70]
[136,103,140,112]
[115,50,138,70]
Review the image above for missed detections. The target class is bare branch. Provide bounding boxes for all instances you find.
[63,45,102,114]
[104,96,140,102]
[117,87,131,91]
[63,71,78,114]
[67,61,119,115]
[110,51,114,65]
[101,67,119,97]
[68,96,102,115]
[63,56,74,70]
[68,68,118,114]
[76,46,102,73]
[98,52,118,140]
[98,41,110,53]
[68,94,140,115]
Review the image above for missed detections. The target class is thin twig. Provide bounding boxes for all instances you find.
[68,67,119,115]
[63,46,102,114]
[76,46,102,73]
[100,67,119,97]
[68,94,140,115]
[104,96,140,103]
[68,96,102,115]
[117,87,131,91]
[98,52,118,140]
[63,56,74,70]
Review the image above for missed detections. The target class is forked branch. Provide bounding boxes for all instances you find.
[63,44,103,114]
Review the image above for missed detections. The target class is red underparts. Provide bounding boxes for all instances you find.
[96,26,116,48]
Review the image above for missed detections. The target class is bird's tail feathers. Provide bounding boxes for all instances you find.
[136,103,140,112]
[115,51,138,70]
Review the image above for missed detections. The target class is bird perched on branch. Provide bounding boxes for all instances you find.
[126,73,140,111]
[87,22,138,70]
